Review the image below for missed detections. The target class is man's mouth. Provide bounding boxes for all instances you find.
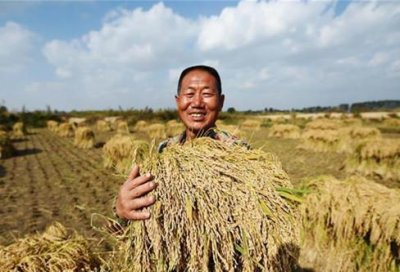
[189,112,206,120]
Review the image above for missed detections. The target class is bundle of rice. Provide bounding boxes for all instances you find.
[68,117,87,128]
[105,116,123,130]
[113,137,300,272]
[96,120,112,132]
[0,130,14,159]
[298,129,340,152]
[102,134,149,175]
[116,121,130,134]
[239,119,262,131]
[346,138,400,181]
[0,222,99,271]
[383,118,400,127]
[134,120,147,132]
[269,124,301,139]
[166,120,184,137]
[12,122,26,138]
[299,176,400,272]
[337,126,382,153]
[57,123,74,137]
[145,123,166,140]
[46,120,59,132]
[304,118,342,131]
[73,127,95,149]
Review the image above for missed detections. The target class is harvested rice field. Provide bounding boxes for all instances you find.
[1,118,399,271]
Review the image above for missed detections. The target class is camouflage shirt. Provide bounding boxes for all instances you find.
[157,128,250,153]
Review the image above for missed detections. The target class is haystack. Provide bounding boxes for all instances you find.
[113,137,300,272]
[145,123,166,140]
[298,129,340,152]
[0,130,14,159]
[239,119,262,131]
[0,222,99,271]
[96,120,112,132]
[102,134,149,175]
[57,123,74,137]
[346,138,400,181]
[269,124,300,139]
[73,127,95,149]
[166,120,184,137]
[299,176,400,271]
[116,121,130,134]
[134,120,147,132]
[337,126,382,153]
[384,118,400,127]
[304,118,342,131]
[46,120,59,132]
[68,117,87,128]
[12,122,26,138]
[104,116,123,129]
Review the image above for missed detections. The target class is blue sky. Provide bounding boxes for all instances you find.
[0,0,399,111]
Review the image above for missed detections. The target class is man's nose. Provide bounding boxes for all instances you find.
[191,92,204,107]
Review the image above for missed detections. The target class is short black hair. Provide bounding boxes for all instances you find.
[177,65,222,95]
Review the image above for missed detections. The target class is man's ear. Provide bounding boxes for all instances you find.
[175,95,179,105]
[219,94,225,111]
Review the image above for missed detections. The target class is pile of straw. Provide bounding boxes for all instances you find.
[239,119,262,131]
[346,138,400,181]
[68,117,87,128]
[116,121,130,134]
[0,130,14,159]
[338,126,382,153]
[298,129,340,152]
[299,176,400,271]
[47,120,59,132]
[304,118,342,131]
[384,118,400,127]
[73,127,95,149]
[105,116,123,130]
[12,122,26,138]
[96,120,112,132]
[166,120,184,137]
[102,134,149,175]
[134,120,147,132]
[114,137,300,271]
[0,222,99,271]
[145,123,166,140]
[269,124,300,139]
[57,123,74,137]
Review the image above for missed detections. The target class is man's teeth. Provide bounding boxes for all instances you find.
[191,113,204,117]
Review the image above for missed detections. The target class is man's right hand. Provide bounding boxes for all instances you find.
[115,165,157,220]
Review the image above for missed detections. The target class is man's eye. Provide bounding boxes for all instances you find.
[185,92,194,98]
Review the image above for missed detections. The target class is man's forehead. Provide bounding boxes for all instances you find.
[181,70,217,88]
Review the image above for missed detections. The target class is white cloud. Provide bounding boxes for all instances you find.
[18,0,399,110]
[0,21,36,73]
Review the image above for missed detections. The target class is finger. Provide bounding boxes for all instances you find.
[127,210,151,220]
[128,181,157,199]
[127,165,139,181]
[130,195,156,210]
[126,173,154,190]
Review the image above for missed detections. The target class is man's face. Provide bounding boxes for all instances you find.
[175,69,224,137]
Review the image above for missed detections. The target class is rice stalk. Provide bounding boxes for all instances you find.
[0,222,100,272]
[299,175,400,272]
[73,127,95,149]
[113,137,300,272]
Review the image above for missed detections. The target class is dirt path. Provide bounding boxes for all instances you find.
[0,129,121,245]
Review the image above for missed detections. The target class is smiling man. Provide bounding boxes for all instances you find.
[114,65,249,222]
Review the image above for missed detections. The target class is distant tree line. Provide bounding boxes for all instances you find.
[1,100,398,129]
